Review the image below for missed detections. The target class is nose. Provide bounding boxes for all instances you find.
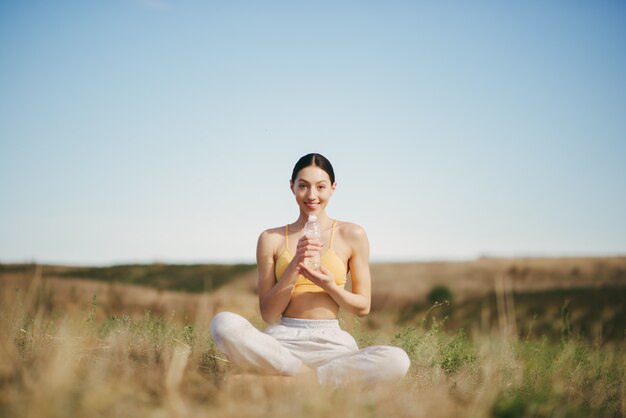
[306,187,317,199]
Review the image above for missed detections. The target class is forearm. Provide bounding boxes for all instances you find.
[325,285,370,316]
[259,268,298,323]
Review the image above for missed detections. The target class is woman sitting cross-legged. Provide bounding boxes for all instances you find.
[210,153,410,387]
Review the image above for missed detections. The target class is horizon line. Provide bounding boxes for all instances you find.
[2,251,626,268]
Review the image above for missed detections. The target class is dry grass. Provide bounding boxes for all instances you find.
[0,260,625,417]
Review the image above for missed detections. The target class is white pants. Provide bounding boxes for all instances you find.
[210,311,410,387]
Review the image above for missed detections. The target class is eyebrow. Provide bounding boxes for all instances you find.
[297,180,329,185]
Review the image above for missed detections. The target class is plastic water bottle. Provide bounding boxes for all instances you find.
[304,215,321,270]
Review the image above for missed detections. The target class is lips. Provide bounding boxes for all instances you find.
[305,202,319,210]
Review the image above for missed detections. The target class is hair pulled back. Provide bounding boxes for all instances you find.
[290,153,335,184]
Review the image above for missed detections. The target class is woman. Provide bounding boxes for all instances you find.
[210,153,410,387]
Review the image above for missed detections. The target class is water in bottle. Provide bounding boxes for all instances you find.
[304,215,321,270]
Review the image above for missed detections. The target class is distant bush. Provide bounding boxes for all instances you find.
[428,285,453,305]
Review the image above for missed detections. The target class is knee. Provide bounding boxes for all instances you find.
[382,347,411,380]
[210,311,247,343]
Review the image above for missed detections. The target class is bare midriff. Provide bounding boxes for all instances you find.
[283,292,340,319]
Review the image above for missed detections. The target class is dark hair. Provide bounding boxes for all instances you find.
[290,153,335,184]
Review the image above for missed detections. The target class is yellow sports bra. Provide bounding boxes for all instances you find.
[274,219,348,293]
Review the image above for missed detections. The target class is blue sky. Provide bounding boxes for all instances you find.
[1,1,625,265]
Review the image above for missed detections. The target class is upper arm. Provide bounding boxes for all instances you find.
[346,224,372,300]
[256,230,277,303]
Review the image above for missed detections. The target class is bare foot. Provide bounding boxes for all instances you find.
[297,363,313,374]
[294,364,319,385]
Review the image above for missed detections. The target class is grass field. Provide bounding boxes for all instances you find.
[0,259,624,417]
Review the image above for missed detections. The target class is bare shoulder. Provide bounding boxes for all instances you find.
[258,225,285,239]
[335,221,370,265]
[335,220,369,243]
[257,225,286,248]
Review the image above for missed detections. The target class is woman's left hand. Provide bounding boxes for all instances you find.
[297,263,336,290]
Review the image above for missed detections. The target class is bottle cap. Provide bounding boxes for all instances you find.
[308,214,317,221]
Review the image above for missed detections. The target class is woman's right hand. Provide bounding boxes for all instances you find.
[291,234,323,269]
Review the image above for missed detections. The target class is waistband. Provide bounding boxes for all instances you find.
[280,316,340,329]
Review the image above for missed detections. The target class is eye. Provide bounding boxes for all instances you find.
[318,185,326,190]
[298,184,307,189]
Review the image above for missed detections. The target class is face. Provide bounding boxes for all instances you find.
[290,165,336,216]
